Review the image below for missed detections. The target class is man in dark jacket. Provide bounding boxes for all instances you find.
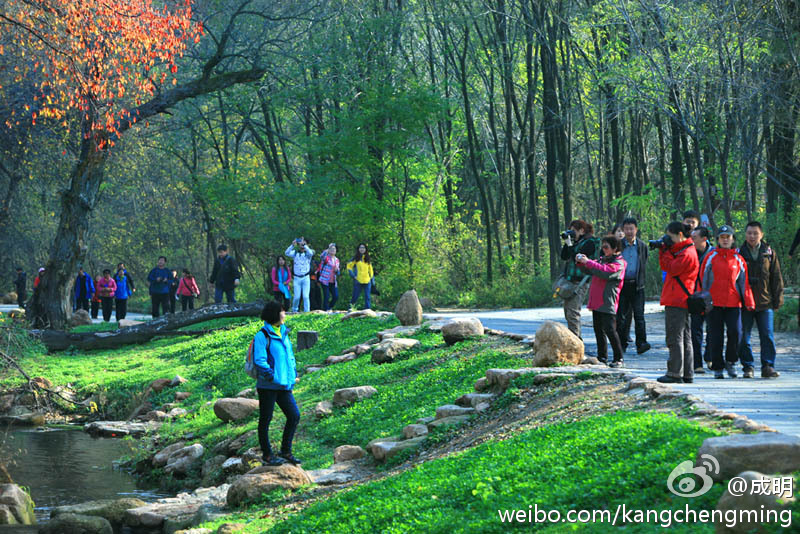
[616,217,650,354]
[147,256,172,317]
[210,244,240,304]
[689,226,714,373]
[74,267,94,311]
[738,221,783,378]
[14,268,26,308]
[560,220,597,339]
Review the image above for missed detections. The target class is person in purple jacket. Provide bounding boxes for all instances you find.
[576,236,627,368]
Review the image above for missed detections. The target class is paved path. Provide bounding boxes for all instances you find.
[0,304,151,324]
[429,303,800,437]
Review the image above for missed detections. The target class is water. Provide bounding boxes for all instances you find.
[1,426,167,521]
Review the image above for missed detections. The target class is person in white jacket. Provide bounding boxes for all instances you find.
[285,237,314,312]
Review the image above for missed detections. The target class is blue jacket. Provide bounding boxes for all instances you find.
[253,323,296,390]
[114,271,133,299]
[147,267,172,295]
[74,273,94,304]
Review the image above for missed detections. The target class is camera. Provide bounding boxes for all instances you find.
[561,229,576,240]
[648,235,673,250]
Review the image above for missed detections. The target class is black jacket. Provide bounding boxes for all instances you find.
[621,238,648,290]
[210,255,241,290]
[14,272,26,293]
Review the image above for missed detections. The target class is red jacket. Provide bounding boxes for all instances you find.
[177,276,200,297]
[96,277,117,298]
[701,247,755,310]
[659,238,699,309]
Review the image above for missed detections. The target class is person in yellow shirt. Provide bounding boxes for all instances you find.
[346,243,374,310]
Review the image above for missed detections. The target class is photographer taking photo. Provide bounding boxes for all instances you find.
[559,220,597,339]
[655,222,699,384]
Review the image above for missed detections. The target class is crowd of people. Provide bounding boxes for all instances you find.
[560,210,786,382]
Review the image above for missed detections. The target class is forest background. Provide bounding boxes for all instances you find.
[2,0,800,318]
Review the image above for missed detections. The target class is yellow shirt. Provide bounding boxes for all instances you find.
[346,260,374,284]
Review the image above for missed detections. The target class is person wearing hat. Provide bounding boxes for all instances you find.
[701,225,755,379]
[737,221,783,378]
[33,267,45,290]
[13,267,26,308]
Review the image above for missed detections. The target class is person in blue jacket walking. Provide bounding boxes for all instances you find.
[147,256,172,318]
[253,300,301,466]
[74,267,94,312]
[114,263,135,320]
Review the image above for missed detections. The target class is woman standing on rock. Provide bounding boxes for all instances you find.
[253,300,300,466]
[271,255,292,311]
[347,243,374,310]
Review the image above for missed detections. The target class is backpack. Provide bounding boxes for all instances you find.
[245,328,270,379]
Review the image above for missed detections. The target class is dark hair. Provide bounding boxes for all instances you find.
[275,255,287,270]
[103,269,111,275]
[217,244,228,252]
[621,217,638,228]
[117,262,125,269]
[261,300,283,324]
[666,221,690,238]
[158,256,167,262]
[601,236,622,253]
[683,210,701,223]
[353,243,371,264]
[182,268,191,276]
[745,221,763,231]
[611,223,623,235]
[568,219,594,236]
[692,227,710,239]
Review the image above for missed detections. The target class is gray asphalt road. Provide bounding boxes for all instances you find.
[429,303,800,437]
[0,304,151,324]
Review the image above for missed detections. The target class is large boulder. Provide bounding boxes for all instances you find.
[394,290,423,326]
[0,484,35,525]
[213,398,259,422]
[441,317,484,345]
[371,338,420,364]
[333,445,365,463]
[152,441,186,467]
[332,386,378,407]
[50,498,146,525]
[296,331,319,351]
[164,444,205,476]
[226,465,312,507]
[715,471,795,534]
[70,309,93,327]
[532,321,584,366]
[40,513,112,534]
[696,433,800,481]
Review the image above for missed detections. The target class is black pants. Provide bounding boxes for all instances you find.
[707,307,742,371]
[310,281,322,311]
[101,297,114,322]
[180,295,195,311]
[690,312,708,369]
[76,297,89,312]
[90,300,100,319]
[151,294,170,318]
[593,311,624,363]
[169,289,177,314]
[115,299,127,320]
[616,282,647,350]
[257,388,300,458]
[273,291,290,311]
[17,292,25,308]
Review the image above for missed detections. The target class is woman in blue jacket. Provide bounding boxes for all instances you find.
[253,300,300,466]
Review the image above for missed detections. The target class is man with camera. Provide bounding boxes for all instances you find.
[559,220,597,339]
[656,222,699,384]
[285,237,315,313]
[616,217,651,355]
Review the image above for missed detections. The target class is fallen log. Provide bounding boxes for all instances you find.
[41,301,264,352]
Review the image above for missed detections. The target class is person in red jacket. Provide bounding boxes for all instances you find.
[701,225,755,379]
[96,269,118,322]
[177,269,201,311]
[656,222,699,384]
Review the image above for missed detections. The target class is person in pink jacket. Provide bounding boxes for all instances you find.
[96,269,118,322]
[271,255,292,311]
[177,269,201,311]
[576,236,627,367]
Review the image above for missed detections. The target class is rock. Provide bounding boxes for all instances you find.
[307,462,360,485]
[175,529,213,534]
[149,378,172,393]
[125,484,230,531]
[474,377,489,392]
[143,410,168,422]
[532,321,584,366]
[118,319,143,328]
[200,455,227,487]
[370,436,426,462]
[175,391,192,401]
[485,368,537,390]
[129,401,153,421]
[227,465,312,507]
[1,292,18,305]
[416,416,435,425]
[395,290,423,326]
[697,433,800,481]
[213,398,259,422]
[40,513,112,533]
[69,309,93,327]
[419,297,435,311]
[427,415,471,429]
[170,375,188,387]
[221,457,247,474]
[212,430,256,456]
[435,405,475,419]
[454,393,495,408]
[0,394,13,413]
[714,471,795,534]
[402,424,429,439]
[581,357,601,365]
[366,435,403,449]
[333,445,365,463]
[296,330,319,351]
[0,410,45,427]
[217,523,246,534]
[51,498,146,525]
[153,442,187,467]
[422,320,447,332]
[377,325,420,340]
[441,317,484,345]
[371,338,421,364]
[235,388,254,399]
[326,353,358,365]
[164,444,205,476]
[167,408,188,419]
[332,386,378,407]
[341,309,378,320]
[304,365,325,373]
[353,344,372,355]
[85,420,160,438]
[314,401,334,418]
[475,402,491,412]
[0,484,35,525]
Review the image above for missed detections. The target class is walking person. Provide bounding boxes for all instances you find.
[147,256,172,318]
[73,267,94,312]
[253,300,300,467]
[96,269,118,322]
[13,268,26,308]
[113,265,134,320]
[559,220,597,339]
[210,244,241,304]
[90,273,101,319]
[347,243,374,310]
[656,222,700,384]
[575,236,627,367]
[285,238,314,313]
[318,243,340,311]
[616,217,651,355]
[271,256,292,311]
[737,222,784,378]
[702,226,756,379]
[689,226,714,373]
[176,269,200,312]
